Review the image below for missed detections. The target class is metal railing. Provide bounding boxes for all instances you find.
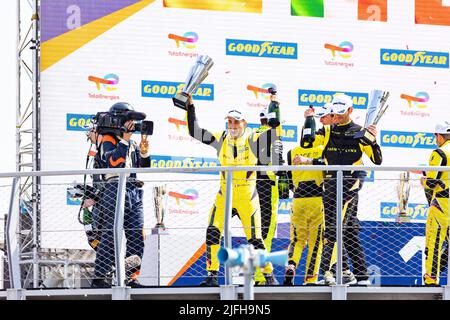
[0,165,449,300]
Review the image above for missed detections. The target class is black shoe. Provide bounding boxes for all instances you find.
[200,271,218,287]
[91,279,111,288]
[127,279,151,288]
[264,273,279,286]
[283,267,295,286]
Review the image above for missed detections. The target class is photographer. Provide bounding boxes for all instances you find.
[91,102,151,288]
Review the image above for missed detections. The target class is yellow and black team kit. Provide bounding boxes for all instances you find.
[253,124,280,285]
[187,105,282,285]
[285,144,325,284]
[312,121,382,282]
[422,140,450,285]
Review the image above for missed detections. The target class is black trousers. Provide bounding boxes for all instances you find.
[320,177,368,281]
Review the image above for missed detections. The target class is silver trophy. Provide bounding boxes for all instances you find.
[396,172,411,223]
[153,185,167,229]
[172,55,214,110]
[354,90,389,145]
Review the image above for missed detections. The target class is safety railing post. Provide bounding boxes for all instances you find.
[223,170,233,286]
[446,175,450,299]
[336,170,344,285]
[114,173,127,287]
[6,177,21,289]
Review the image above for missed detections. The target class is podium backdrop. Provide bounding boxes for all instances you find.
[39,0,450,285]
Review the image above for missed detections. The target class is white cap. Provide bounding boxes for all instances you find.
[435,120,450,134]
[331,94,353,114]
[225,108,246,121]
[314,103,332,118]
[259,108,268,119]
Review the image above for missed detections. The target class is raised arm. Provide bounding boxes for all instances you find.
[187,103,224,152]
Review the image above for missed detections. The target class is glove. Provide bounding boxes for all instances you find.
[272,139,283,155]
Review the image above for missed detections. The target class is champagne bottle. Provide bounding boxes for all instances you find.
[300,105,316,148]
[278,172,290,199]
[267,86,280,128]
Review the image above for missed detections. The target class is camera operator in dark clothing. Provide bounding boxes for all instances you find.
[91,102,152,288]
[296,94,382,285]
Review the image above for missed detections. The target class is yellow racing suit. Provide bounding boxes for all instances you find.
[187,105,281,276]
[423,140,450,285]
[253,124,279,284]
[286,144,325,284]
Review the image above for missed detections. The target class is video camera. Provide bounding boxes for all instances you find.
[68,184,102,202]
[92,107,154,136]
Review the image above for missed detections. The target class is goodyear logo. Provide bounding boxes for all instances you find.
[226,39,297,59]
[141,80,214,100]
[67,113,94,131]
[151,155,220,175]
[67,190,81,206]
[380,49,449,69]
[278,199,292,215]
[245,123,298,142]
[380,202,428,221]
[381,130,436,149]
[298,90,368,109]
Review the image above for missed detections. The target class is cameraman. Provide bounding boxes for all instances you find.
[91,102,151,288]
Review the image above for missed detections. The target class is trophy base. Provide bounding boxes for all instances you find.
[354,129,376,145]
[395,212,411,223]
[172,92,190,110]
[152,225,169,235]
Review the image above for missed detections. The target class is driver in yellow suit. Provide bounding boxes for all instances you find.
[253,109,280,285]
[186,95,283,286]
[421,121,450,285]
[282,104,334,285]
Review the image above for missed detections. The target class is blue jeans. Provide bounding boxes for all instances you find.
[93,182,144,279]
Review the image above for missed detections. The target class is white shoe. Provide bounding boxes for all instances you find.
[342,270,357,285]
[357,279,371,286]
[322,271,336,285]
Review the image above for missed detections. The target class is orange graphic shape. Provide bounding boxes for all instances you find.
[247,84,268,99]
[168,243,206,286]
[400,94,424,102]
[358,0,387,21]
[168,117,187,129]
[415,0,450,26]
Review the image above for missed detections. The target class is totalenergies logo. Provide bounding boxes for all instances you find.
[380,49,449,69]
[324,41,353,59]
[380,202,428,221]
[168,32,199,49]
[381,130,436,149]
[400,92,429,109]
[88,73,119,91]
[169,189,199,206]
[168,117,187,131]
[246,83,276,100]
